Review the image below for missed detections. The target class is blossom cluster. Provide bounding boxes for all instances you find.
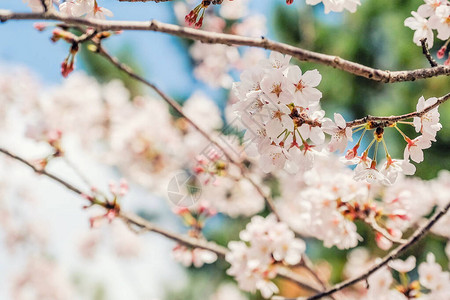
[225,215,306,298]
[362,254,450,299]
[233,51,329,174]
[277,153,449,250]
[232,51,443,186]
[405,0,450,64]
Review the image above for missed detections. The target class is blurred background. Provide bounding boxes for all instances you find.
[0,0,449,299]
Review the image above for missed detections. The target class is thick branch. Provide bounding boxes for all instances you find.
[275,199,450,300]
[1,10,449,83]
[346,92,450,128]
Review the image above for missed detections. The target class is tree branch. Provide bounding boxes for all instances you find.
[346,91,450,128]
[420,38,438,67]
[274,199,450,300]
[1,10,449,83]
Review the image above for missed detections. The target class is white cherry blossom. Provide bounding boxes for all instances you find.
[413,96,442,139]
[322,113,353,153]
[403,135,432,163]
[305,0,361,14]
[404,11,434,48]
[388,256,416,273]
[429,5,450,40]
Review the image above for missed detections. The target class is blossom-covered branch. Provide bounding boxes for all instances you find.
[91,41,282,219]
[274,198,450,300]
[346,91,450,128]
[1,10,449,82]
[0,146,323,294]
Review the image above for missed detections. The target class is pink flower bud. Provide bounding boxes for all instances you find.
[33,23,47,31]
[61,58,74,78]
[437,46,447,59]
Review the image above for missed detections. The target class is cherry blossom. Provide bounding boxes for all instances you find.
[322,113,353,153]
[414,96,443,139]
[172,245,218,268]
[388,256,416,273]
[403,135,432,163]
[305,0,361,14]
[59,0,113,19]
[226,215,306,298]
[404,11,435,48]
[429,5,450,40]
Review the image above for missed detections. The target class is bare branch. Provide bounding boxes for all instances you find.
[273,199,450,300]
[420,38,438,67]
[0,147,85,196]
[119,212,229,256]
[346,92,450,128]
[1,10,449,83]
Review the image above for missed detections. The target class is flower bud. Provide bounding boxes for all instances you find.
[437,46,447,59]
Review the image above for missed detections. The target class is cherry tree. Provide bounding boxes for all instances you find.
[0,0,449,299]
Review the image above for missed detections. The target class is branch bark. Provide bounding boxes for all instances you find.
[420,38,438,67]
[1,10,449,83]
[346,91,450,128]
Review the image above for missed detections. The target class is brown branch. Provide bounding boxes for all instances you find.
[346,91,450,128]
[0,147,224,253]
[274,199,450,300]
[1,10,449,83]
[420,38,438,67]
[0,146,320,294]
[0,148,85,196]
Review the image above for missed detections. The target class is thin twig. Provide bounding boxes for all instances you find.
[365,217,407,244]
[40,0,49,12]
[274,199,450,300]
[346,92,450,128]
[0,148,85,196]
[0,10,449,83]
[420,38,438,67]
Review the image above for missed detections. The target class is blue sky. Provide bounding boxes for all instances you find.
[0,0,277,98]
